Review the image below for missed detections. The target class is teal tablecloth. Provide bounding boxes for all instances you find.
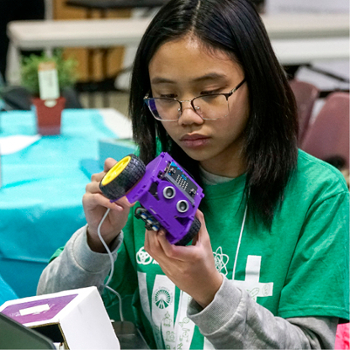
[0,109,116,298]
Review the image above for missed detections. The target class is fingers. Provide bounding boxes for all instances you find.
[144,228,162,256]
[92,157,117,184]
[146,227,197,263]
[91,170,105,183]
[84,163,134,212]
[85,171,118,210]
[157,210,210,260]
[195,209,205,227]
[84,191,133,211]
[104,157,118,172]
[85,179,102,194]
[89,158,117,190]
[87,168,108,195]
[155,229,178,258]
[117,196,135,208]
[85,158,118,197]
[194,209,210,245]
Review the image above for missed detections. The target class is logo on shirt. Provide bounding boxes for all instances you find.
[136,247,154,265]
[136,247,159,265]
[213,246,229,276]
[233,255,273,301]
[154,287,173,309]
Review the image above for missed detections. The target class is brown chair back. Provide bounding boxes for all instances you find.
[289,79,320,145]
[301,92,349,168]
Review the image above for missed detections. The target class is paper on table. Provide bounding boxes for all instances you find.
[0,135,41,155]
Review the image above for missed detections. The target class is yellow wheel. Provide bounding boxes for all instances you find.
[99,154,146,200]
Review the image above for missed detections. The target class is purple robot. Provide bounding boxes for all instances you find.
[99,152,204,245]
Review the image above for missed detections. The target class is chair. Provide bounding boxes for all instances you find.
[300,92,349,168]
[289,79,320,145]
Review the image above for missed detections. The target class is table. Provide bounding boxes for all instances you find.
[0,108,132,298]
[261,13,349,39]
[8,18,151,52]
[7,13,349,64]
[7,17,152,104]
[271,37,349,65]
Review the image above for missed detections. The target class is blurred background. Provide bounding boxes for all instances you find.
[2,0,349,116]
[0,0,348,302]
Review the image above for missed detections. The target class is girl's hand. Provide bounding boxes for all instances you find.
[82,157,134,252]
[144,210,223,308]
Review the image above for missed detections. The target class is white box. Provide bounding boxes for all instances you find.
[0,286,120,350]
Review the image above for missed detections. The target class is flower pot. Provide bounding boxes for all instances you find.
[32,97,66,135]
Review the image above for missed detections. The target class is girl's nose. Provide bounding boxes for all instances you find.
[178,101,204,126]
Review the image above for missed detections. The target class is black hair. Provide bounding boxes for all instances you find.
[129,0,298,228]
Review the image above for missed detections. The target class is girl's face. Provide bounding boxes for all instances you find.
[148,35,249,177]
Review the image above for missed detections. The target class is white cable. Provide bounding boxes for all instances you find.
[97,208,124,322]
[98,204,247,320]
[232,204,248,279]
[104,285,124,322]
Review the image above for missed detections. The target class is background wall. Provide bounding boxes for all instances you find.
[265,0,349,13]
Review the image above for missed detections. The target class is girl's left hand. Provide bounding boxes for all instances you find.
[144,210,223,309]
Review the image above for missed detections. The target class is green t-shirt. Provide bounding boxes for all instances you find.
[100,150,349,349]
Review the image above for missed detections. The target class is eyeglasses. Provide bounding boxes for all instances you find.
[144,79,246,122]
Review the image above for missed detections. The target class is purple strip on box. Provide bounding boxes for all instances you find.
[1,294,78,324]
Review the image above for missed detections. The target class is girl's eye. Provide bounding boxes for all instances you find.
[159,94,177,99]
[201,89,220,95]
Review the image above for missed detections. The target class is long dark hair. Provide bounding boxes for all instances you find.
[129,0,298,228]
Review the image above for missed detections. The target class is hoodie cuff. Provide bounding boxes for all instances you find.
[187,276,242,334]
[70,225,123,273]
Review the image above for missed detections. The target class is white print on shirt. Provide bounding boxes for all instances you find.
[232,255,273,301]
[136,246,159,265]
[138,272,195,350]
[213,247,229,275]
[136,248,272,348]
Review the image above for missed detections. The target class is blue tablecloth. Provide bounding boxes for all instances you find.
[0,109,116,298]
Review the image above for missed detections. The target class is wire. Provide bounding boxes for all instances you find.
[104,285,124,322]
[232,204,248,279]
[98,204,247,321]
[97,208,124,322]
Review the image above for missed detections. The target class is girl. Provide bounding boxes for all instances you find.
[37,0,349,348]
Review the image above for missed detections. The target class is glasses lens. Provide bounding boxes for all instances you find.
[193,94,229,120]
[147,98,179,121]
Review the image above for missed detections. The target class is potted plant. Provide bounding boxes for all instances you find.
[21,52,78,135]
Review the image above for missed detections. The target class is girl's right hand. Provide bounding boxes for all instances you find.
[82,157,134,253]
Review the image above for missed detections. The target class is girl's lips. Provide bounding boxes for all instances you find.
[180,134,210,148]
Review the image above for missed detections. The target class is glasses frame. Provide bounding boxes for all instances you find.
[144,78,246,122]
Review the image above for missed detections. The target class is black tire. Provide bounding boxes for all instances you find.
[175,217,201,246]
[99,154,146,200]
